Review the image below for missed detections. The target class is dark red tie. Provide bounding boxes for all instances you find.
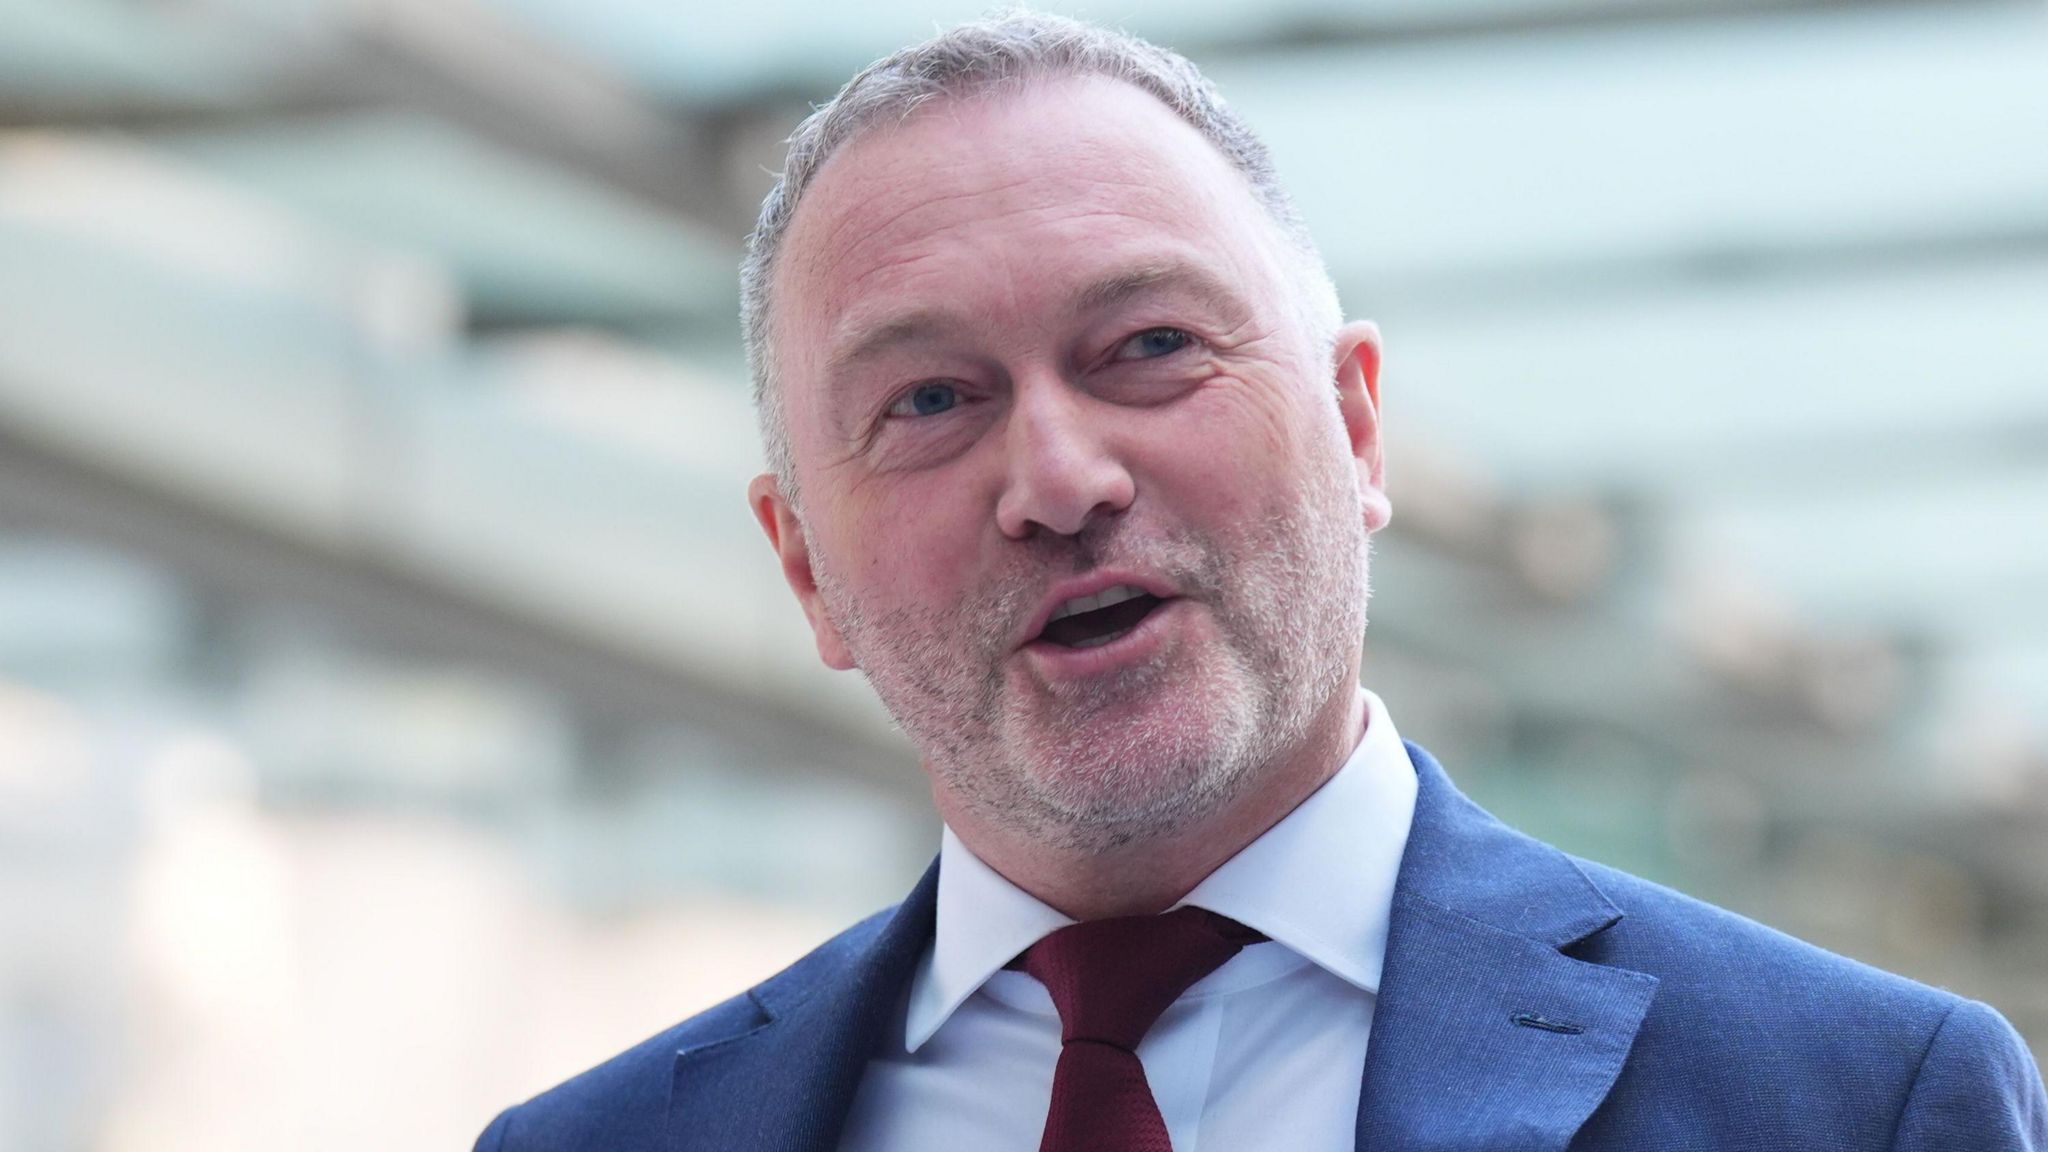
[1020,907,1264,1152]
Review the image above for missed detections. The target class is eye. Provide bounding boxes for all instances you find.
[886,381,963,418]
[1114,327,1194,362]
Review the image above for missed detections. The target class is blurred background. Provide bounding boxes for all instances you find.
[2,0,2045,1146]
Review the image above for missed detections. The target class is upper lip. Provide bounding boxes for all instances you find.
[1015,571,1179,649]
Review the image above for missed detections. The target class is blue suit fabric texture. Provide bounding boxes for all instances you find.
[475,742,2048,1151]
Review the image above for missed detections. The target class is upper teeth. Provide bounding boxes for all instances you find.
[1049,584,1146,622]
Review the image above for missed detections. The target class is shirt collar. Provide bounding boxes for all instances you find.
[905,688,1418,1053]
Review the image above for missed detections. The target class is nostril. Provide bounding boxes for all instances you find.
[1000,493,1129,541]
[996,418,1135,539]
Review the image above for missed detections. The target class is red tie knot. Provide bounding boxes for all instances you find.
[1020,906,1263,1050]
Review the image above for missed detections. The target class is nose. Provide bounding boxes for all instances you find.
[994,375,1135,540]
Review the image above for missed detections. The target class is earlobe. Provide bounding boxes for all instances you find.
[1331,320,1392,534]
[747,473,858,671]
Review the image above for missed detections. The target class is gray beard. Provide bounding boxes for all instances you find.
[812,453,1370,854]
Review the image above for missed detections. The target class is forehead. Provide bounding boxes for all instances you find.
[773,75,1278,367]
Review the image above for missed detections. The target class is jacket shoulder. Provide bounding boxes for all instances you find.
[1567,858,2042,1148]
[1572,856,1962,1023]
[1892,997,2048,1149]
[473,902,902,1152]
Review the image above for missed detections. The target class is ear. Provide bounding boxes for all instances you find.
[1332,319,1391,534]
[748,472,857,670]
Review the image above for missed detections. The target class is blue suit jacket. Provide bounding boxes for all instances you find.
[476,743,2047,1150]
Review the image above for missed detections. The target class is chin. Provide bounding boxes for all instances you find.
[1003,694,1269,849]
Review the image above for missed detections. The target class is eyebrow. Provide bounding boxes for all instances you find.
[824,259,1250,380]
[1071,260,1250,321]
[825,310,964,380]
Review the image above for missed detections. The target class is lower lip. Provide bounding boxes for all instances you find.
[1020,597,1184,681]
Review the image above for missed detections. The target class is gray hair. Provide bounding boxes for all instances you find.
[739,8,1344,498]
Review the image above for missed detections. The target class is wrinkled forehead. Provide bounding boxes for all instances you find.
[771,75,1274,361]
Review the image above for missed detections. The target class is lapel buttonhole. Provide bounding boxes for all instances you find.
[1511,1012,1585,1035]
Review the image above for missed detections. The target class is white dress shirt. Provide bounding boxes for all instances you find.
[837,689,1419,1152]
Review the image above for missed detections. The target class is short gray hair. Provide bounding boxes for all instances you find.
[739,8,1344,496]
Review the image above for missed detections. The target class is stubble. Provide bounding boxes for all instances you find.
[811,437,1369,853]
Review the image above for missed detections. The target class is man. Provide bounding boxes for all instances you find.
[475,12,2046,1151]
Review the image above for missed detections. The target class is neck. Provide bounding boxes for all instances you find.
[938,686,1367,921]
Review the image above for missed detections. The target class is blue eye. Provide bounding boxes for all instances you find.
[889,381,961,418]
[1119,327,1193,360]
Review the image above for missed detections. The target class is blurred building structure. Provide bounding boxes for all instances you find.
[1,0,2045,1147]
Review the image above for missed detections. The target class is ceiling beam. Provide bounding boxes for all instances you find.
[0,419,920,798]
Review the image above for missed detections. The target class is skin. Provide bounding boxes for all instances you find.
[749,75,1392,920]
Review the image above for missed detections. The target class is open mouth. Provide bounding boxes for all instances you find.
[1035,587,1168,650]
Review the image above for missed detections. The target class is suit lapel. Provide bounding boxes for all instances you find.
[1356,743,1658,1151]
[663,741,1655,1152]
[665,861,938,1152]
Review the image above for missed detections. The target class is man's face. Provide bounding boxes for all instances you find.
[753,76,1390,850]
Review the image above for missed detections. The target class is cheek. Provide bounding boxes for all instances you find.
[1140,371,1312,517]
[824,474,988,601]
